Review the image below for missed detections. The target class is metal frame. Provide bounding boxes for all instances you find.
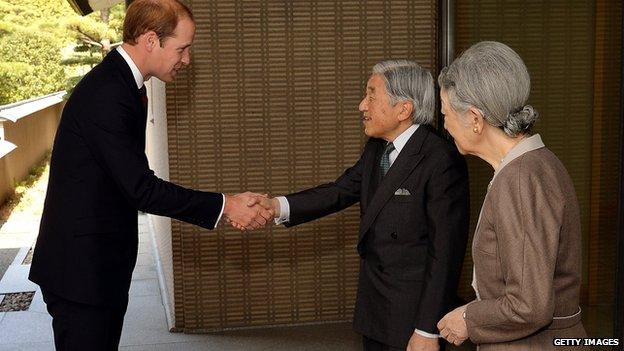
[615,2,624,347]
[440,0,455,68]
[437,0,454,132]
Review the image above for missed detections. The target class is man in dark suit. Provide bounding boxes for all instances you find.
[28,1,271,349]
[262,61,470,351]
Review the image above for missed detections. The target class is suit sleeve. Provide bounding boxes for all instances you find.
[465,161,562,343]
[77,86,223,230]
[413,150,470,334]
[284,142,371,227]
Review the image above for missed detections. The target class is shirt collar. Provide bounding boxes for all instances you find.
[391,124,420,154]
[494,133,545,180]
[117,46,145,89]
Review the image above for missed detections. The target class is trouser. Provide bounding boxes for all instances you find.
[362,334,447,351]
[42,289,128,351]
[363,335,403,351]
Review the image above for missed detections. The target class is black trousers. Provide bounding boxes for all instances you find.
[362,336,403,351]
[362,335,447,351]
[42,289,128,351]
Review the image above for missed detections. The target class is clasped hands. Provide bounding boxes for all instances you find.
[223,192,280,231]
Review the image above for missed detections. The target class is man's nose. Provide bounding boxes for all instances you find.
[181,51,191,65]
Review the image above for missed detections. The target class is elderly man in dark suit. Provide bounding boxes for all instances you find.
[28,1,271,350]
[256,60,470,351]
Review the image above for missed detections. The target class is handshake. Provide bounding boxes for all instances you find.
[222,192,281,231]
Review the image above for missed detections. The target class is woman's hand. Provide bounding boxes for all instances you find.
[437,304,469,346]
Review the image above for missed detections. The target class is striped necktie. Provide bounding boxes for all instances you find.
[380,142,395,177]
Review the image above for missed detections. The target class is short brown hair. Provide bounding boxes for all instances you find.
[123,0,194,45]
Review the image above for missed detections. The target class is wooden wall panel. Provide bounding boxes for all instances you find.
[167,0,438,331]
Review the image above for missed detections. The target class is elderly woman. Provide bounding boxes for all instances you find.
[435,41,587,350]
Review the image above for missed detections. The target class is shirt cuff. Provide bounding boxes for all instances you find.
[214,194,226,226]
[274,196,290,225]
[414,329,440,338]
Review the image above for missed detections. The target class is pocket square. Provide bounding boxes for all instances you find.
[394,188,411,195]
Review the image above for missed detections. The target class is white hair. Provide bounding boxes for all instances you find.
[372,60,435,125]
[438,41,539,137]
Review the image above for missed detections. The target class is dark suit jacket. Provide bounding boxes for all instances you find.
[285,125,469,348]
[29,50,223,306]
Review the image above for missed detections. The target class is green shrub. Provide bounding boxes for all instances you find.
[0,0,123,105]
[0,23,65,104]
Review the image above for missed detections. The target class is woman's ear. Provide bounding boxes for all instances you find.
[468,106,485,134]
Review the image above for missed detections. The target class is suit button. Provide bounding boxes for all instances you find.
[391,232,397,239]
[377,264,384,272]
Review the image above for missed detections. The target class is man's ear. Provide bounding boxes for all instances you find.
[142,31,159,52]
[397,101,414,122]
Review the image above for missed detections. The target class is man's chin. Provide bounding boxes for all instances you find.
[363,128,378,139]
[153,74,175,83]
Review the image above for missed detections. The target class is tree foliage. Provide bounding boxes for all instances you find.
[0,0,124,105]
[0,13,65,104]
[61,5,125,95]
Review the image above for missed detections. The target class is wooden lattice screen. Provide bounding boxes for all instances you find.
[166,0,439,331]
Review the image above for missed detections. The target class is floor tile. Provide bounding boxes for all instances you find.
[0,220,39,236]
[10,248,29,266]
[131,265,158,281]
[129,279,160,297]
[0,342,54,351]
[126,294,164,310]
[0,311,53,344]
[27,289,46,314]
[0,265,38,294]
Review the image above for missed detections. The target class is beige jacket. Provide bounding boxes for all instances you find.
[466,134,586,350]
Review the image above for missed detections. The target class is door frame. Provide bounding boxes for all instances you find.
[615,2,624,346]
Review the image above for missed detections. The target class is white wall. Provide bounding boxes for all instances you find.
[144,78,176,330]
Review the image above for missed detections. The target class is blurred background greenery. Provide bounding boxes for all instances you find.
[0,0,124,104]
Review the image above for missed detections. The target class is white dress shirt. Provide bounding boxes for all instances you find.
[116,46,225,226]
[274,124,438,338]
[117,46,144,89]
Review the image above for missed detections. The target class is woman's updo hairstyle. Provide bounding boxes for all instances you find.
[438,41,539,137]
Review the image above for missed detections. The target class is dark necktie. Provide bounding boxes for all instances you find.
[379,142,395,178]
[139,86,148,109]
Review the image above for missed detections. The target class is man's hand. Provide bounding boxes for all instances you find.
[406,333,440,351]
[223,192,274,231]
[437,304,468,346]
[253,197,280,218]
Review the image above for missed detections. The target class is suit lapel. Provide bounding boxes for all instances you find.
[360,140,384,209]
[359,126,430,239]
[108,50,148,146]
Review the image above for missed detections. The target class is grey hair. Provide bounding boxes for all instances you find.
[438,41,539,137]
[372,60,435,125]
